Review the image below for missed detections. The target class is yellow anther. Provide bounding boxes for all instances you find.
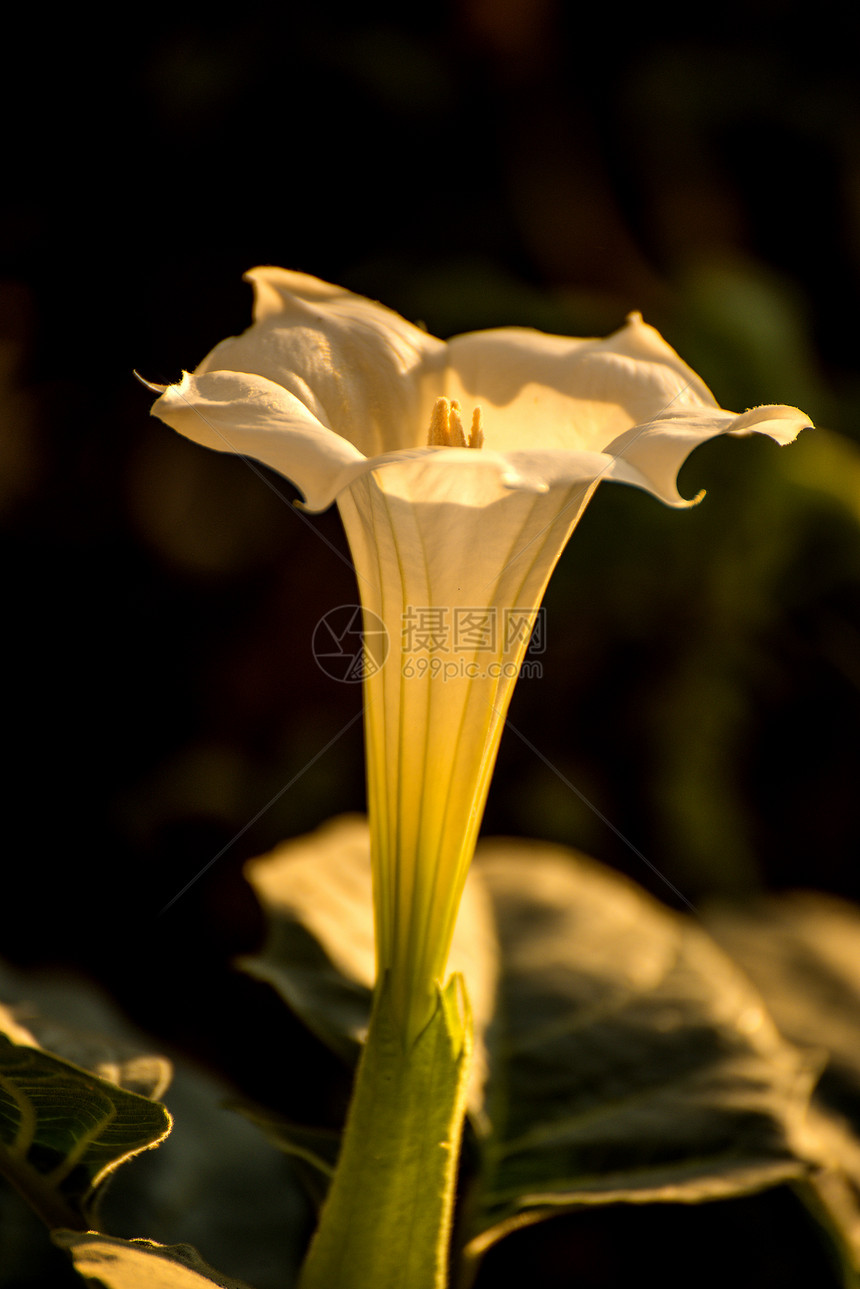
[426,397,484,449]
[449,400,466,445]
[468,406,484,450]
[427,397,466,447]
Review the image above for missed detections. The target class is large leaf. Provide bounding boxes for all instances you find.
[237,817,817,1268]
[706,892,860,1281]
[467,841,816,1258]
[705,892,860,1116]
[0,1030,171,1229]
[53,1232,256,1289]
[237,816,375,1065]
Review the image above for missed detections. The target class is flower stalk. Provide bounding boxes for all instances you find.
[297,975,472,1289]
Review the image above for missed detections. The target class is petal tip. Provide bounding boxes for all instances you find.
[734,404,815,446]
[134,370,169,395]
[243,265,346,321]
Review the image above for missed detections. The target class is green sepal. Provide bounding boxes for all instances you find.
[297,973,472,1289]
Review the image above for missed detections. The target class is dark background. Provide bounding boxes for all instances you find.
[2,2,860,1284]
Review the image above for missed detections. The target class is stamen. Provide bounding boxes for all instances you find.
[427,397,466,447]
[426,397,485,449]
[449,400,466,445]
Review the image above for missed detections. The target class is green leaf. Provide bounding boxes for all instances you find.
[227,1104,340,1210]
[236,815,376,1064]
[464,841,817,1259]
[52,1231,256,1289]
[0,1033,172,1229]
[706,892,860,1282]
[0,999,171,1101]
[705,892,860,1118]
[228,1105,340,1177]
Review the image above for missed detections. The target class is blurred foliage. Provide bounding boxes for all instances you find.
[704,890,860,1280]
[0,1031,170,1231]
[9,829,854,1289]
[236,820,820,1256]
[0,962,308,1289]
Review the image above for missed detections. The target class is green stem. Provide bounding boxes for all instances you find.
[297,973,472,1289]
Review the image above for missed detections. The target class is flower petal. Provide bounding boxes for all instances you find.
[193,268,446,457]
[151,368,371,509]
[603,403,813,505]
[443,313,718,453]
[152,372,805,517]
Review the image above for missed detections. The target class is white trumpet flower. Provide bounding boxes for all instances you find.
[152,268,811,1041]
